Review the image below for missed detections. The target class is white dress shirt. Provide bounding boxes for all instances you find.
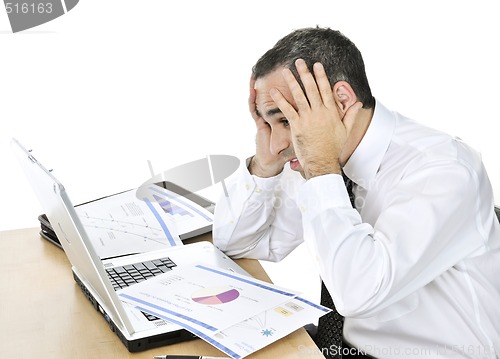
[213,100,500,358]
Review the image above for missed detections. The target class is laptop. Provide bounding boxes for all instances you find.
[11,138,249,352]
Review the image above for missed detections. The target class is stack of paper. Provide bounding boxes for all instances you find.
[118,264,331,358]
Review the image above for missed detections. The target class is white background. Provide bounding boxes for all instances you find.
[1,0,499,300]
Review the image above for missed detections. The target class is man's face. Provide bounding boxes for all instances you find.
[254,68,304,176]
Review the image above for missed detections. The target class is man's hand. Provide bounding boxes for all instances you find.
[270,59,362,180]
[248,74,288,177]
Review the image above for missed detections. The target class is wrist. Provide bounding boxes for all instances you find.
[248,156,283,178]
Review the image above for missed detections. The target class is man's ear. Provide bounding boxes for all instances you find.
[333,81,357,114]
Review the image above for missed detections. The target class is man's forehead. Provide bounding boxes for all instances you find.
[254,69,289,119]
[254,67,286,90]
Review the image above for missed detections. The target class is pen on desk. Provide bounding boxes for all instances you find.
[153,356,229,359]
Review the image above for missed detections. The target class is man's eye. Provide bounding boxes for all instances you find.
[281,119,290,127]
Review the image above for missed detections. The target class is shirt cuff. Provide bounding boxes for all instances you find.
[237,159,282,201]
[297,174,352,217]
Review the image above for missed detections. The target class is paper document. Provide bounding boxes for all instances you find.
[118,264,299,335]
[210,296,330,358]
[135,296,331,359]
[75,185,213,258]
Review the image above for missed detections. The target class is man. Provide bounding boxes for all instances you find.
[213,27,500,358]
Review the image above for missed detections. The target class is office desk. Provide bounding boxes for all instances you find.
[0,227,324,359]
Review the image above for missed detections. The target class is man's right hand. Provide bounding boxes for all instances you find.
[248,74,287,178]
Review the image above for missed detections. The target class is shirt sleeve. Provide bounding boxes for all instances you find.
[298,158,489,318]
[213,160,304,262]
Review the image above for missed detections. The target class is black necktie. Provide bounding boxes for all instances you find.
[313,172,355,358]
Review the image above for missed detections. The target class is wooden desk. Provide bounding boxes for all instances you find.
[0,228,324,359]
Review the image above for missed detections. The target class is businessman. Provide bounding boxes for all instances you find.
[213,27,500,358]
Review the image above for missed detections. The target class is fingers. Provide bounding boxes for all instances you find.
[312,62,335,108]
[282,59,335,111]
[280,66,310,114]
[293,59,322,108]
[248,73,259,121]
[248,73,256,109]
[270,59,321,124]
[269,87,298,123]
[279,59,320,112]
[249,72,256,90]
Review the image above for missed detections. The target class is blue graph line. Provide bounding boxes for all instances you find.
[295,296,331,312]
[143,198,177,246]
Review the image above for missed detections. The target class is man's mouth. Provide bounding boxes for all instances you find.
[289,158,300,171]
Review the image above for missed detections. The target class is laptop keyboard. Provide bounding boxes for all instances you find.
[106,257,177,291]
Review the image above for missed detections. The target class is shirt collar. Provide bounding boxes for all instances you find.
[343,99,396,185]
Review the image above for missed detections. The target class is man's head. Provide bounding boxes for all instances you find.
[252,27,374,176]
[253,26,374,109]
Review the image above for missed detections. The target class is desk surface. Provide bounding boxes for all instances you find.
[0,227,324,359]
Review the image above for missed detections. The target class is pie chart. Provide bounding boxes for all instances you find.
[191,286,240,305]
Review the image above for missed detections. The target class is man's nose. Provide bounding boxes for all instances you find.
[269,129,290,156]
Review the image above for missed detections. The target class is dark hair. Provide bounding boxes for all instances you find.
[253,27,375,109]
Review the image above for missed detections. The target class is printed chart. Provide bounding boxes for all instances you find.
[192,287,240,305]
[152,194,193,218]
